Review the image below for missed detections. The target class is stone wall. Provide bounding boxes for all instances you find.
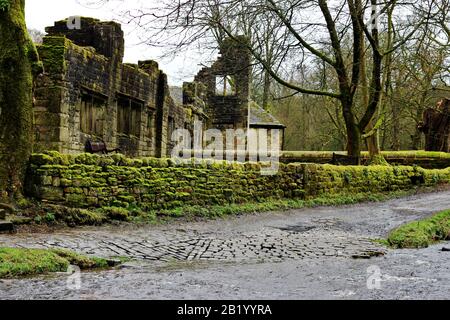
[281,151,450,169]
[26,152,450,211]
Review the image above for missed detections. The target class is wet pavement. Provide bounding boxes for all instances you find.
[1,191,450,300]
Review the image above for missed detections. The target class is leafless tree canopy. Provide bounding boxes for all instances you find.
[89,0,449,158]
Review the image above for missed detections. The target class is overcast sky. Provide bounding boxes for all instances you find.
[25,0,204,86]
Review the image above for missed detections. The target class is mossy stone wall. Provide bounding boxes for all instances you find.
[281,151,450,169]
[26,152,450,210]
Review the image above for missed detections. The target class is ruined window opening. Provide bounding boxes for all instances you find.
[117,95,142,137]
[80,93,106,135]
[147,111,155,139]
[215,75,236,96]
[213,123,234,130]
[168,116,176,140]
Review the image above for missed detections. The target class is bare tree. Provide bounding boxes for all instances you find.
[94,0,437,161]
[28,28,44,44]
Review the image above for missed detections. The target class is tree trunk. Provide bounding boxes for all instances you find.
[360,41,381,158]
[0,0,39,202]
[391,98,400,150]
[412,91,429,150]
[341,98,361,164]
[262,69,271,110]
[385,3,398,151]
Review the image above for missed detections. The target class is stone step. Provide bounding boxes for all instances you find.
[0,220,14,233]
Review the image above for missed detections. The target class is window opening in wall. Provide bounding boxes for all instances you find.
[215,75,236,96]
[80,93,106,135]
[168,116,175,140]
[147,111,155,139]
[117,95,143,137]
[213,123,235,130]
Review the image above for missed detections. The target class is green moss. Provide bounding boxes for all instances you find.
[0,248,67,278]
[65,193,87,206]
[155,190,420,219]
[49,249,108,269]
[26,151,450,225]
[50,207,106,226]
[387,210,450,248]
[0,247,108,279]
[367,154,390,166]
[0,0,10,12]
[38,36,68,74]
[0,0,36,198]
[282,151,450,160]
[30,154,56,166]
[101,207,131,221]
[44,151,73,165]
[74,153,100,165]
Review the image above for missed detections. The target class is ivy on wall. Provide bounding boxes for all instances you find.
[0,0,10,11]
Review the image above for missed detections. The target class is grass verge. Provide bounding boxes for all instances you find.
[155,189,426,219]
[387,209,450,248]
[0,247,109,279]
[13,186,447,228]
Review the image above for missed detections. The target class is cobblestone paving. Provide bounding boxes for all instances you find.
[2,191,450,299]
[0,220,385,262]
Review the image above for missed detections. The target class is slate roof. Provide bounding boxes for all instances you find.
[249,102,285,128]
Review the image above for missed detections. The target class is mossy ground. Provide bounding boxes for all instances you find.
[0,247,109,279]
[282,150,450,160]
[387,209,450,248]
[12,186,446,230]
[154,189,426,219]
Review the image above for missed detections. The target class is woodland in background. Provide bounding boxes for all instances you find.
[240,1,450,152]
[28,19,449,153]
[93,0,449,157]
[266,36,449,151]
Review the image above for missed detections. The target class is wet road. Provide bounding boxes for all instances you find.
[1,191,449,300]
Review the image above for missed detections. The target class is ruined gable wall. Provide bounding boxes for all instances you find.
[34,36,112,154]
[192,37,251,131]
[34,18,184,158]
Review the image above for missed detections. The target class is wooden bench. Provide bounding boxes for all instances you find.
[85,140,121,154]
[330,153,360,165]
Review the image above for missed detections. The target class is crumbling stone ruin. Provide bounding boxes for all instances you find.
[419,98,450,152]
[33,17,285,158]
[183,36,285,152]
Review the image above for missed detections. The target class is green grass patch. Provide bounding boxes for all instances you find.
[0,248,109,279]
[387,209,450,248]
[155,189,420,219]
[19,187,440,228]
[281,150,450,160]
